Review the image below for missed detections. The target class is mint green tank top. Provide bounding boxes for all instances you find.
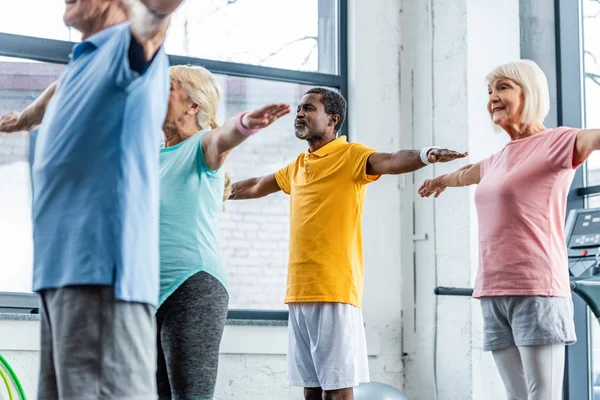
[158,129,227,308]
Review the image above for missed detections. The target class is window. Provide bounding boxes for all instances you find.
[561,0,600,397]
[167,0,338,74]
[0,2,347,317]
[0,58,64,294]
[584,0,600,196]
[0,0,81,42]
[580,1,600,397]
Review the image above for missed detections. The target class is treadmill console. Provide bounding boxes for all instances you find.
[565,208,600,278]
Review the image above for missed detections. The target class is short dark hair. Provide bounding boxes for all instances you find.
[305,87,347,133]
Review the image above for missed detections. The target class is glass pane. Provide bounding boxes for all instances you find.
[0,56,322,309]
[0,58,64,293]
[166,0,338,74]
[588,194,600,209]
[0,0,82,41]
[1,1,338,74]
[215,75,320,310]
[584,0,600,186]
[583,2,600,394]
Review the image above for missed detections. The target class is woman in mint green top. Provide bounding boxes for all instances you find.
[157,65,290,400]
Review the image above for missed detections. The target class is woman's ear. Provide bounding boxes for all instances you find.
[188,102,201,115]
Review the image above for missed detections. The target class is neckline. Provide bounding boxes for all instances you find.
[505,128,552,145]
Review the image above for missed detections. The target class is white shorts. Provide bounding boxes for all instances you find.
[286,302,370,390]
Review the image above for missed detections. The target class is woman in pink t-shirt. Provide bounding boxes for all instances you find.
[419,59,599,400]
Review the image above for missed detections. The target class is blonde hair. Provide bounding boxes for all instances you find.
[486,59,550,127]
[223,173,232,202]
[169,65,222,130]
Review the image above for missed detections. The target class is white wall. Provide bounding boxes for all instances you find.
[400,1,520,399]
[347,0,404,388]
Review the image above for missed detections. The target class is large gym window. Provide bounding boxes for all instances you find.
[0,1,348,319]
[167,0,338,74]
[560,0,600,397]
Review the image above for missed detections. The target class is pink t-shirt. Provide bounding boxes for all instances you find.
[473,127,581,298]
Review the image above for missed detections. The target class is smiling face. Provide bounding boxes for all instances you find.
[487,78,525,130]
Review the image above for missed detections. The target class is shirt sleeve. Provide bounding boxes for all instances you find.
[349,143,381,184]
[275,160,295,195]
[479,156,492,179]
[546,127,581,171]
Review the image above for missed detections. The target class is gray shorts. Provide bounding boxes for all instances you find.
[481,296,577,352]
[38,286,156,400]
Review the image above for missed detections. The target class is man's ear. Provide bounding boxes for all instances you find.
[330,114,340,127]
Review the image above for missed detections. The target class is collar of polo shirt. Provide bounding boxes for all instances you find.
[71,22,128,60]
[307,135,348,158]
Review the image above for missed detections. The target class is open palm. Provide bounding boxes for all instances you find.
[242,104,291,130]
[428,148,468,163]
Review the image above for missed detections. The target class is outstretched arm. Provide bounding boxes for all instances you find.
[124,0,186,61]
[575,129,600,164]
[202,104,291,170]
[366,147,467,175]
[418,162,481,198]
[229,174,282,200]
[0,82,57,133]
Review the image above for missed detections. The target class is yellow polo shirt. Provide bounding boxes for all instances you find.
[275,136,380,308]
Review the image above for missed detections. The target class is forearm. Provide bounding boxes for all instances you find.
[214,117,250,155]
[203,117,253,170]
[20,82,57,130]
[387,150,425,174]
[229,174,280,200]
[229,178,262,200]
[439,164,475,187]
[125,0,183,55]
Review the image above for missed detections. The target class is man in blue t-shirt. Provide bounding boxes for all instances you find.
[0,1,185,398]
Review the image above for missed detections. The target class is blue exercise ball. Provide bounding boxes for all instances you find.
[354,382,408,400]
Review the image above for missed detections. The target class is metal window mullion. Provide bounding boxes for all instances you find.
[557,0,591,398]
[0,32,343,88]
[338,0,349,139]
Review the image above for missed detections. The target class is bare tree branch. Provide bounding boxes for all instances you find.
[260,36,318,63]
[587,72,600,87]
[301,43,318,67]
[584,0,600,18]
[586,50,599,67]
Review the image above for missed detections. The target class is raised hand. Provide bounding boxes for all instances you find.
[427,148,468,163]
[241,104,291,130]
[0,112,24,133]
[418,177,447,198]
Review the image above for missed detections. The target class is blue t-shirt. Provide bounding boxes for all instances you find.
[31,22,169,306]
[158,130,228,308]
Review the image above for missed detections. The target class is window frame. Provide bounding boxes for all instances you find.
[0,0,348,321]
[557,0,594,398]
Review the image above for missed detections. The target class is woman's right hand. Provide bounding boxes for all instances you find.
[241,104,291,130]
[0,112,23,133]
[418,176,448,198]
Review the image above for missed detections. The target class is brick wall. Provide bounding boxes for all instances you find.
[0,64,310,310]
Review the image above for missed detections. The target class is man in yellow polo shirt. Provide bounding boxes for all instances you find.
[229,88,465,400]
